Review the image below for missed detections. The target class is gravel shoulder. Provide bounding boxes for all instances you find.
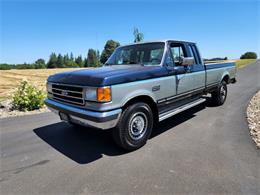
[0,100,50,119]
[247,90,260,148]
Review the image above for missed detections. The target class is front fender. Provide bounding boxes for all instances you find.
[121,89,157,106]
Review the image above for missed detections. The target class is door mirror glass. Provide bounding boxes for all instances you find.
[180,57,194,66]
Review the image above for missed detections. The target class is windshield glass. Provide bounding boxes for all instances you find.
[106,42,165,66]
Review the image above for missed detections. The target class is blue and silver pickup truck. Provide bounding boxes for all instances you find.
[45,40,236,150]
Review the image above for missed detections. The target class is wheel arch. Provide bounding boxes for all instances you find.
[221,72,230,84]
[122,95,159,123]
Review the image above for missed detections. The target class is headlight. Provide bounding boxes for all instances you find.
[46,83,52,93]
[85,88,97,101]
[85,86,111,102]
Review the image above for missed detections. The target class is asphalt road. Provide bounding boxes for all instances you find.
[1,61,260,194]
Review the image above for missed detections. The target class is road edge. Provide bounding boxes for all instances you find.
[246,90,260,149]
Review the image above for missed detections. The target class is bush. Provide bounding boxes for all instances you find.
[240,52,257,59]
[12,81,46,111]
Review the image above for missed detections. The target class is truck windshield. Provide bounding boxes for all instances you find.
[105,42,165,66]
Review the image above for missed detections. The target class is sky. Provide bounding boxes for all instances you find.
[1,0,259,64]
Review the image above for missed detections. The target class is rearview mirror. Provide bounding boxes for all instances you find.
[180,57,194,66]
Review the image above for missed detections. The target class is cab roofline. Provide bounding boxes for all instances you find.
[118,39,196,48]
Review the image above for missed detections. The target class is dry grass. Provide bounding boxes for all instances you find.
[235,59,256,69]
[0,59,256,101]
[0,68,81,100]
[205,59,256,69]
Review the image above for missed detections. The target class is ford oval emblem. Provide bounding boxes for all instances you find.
[62,90,68,96]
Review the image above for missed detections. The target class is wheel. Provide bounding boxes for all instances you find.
[211,80,227,106]
[112,102,154,151]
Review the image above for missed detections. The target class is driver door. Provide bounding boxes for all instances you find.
[170,42,192,94]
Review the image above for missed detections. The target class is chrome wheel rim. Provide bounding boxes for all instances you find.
[129,112,148,140]
[220,85,226,101]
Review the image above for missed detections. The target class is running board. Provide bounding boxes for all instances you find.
[159,98,206,122]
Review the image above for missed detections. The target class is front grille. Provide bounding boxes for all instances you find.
[51,84,84,105]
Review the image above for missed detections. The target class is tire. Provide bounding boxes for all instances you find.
[112,102,154,151]
[211,80,227,106]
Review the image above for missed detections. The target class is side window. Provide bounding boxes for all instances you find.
[192,45,202,64]
[170,44,186,65]
[187,45,198,64]
[165,50,174,66]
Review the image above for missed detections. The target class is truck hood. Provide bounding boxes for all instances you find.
[47,65,169,87]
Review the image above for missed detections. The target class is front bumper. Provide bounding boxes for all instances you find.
[45,99,122,130]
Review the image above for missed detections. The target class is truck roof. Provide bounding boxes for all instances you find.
[121,39,196,47]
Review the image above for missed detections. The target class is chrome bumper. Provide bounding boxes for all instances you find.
[45,99,122,130]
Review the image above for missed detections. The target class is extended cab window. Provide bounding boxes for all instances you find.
[106,42,165,66]
[170,43,186,65]
[187,45,198,64]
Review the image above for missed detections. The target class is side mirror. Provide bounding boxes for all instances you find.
[180,57,194,66]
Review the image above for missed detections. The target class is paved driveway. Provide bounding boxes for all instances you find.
[1,61,259,194]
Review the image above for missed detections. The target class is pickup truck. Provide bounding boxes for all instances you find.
[45,40,236,151]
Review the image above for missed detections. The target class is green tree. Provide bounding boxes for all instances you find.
[70,52,74,61]
[75,55,84,67]
[87,49,98,67]
[96,50,101,66]
[84,58,88,67]
[56,54,65,68]
[34,59,46,69]
[47,53,58,68]
[133,27,144,43]
[63,53,70,67]
[240,52,257,59]
[100,40,120,64]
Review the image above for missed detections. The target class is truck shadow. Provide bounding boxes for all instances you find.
[34,103,206,164]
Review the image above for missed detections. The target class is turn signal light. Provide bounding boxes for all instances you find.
[97,87,111,102]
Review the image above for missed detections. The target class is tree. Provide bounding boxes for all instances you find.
[84,58,88,67]
[47,53,58,68]
[133,27,144,43]
[87,49,98,67]
[75,55,84,67]
[70,52,74,61]
[240,52,257,59]
[56,54,65,68]
[100,40,120,64]
[96,50,101,66]
[34,59,46,69]
[63,53,70,67]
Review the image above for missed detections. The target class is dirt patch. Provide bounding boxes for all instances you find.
[0,100,50,119]
[247,90,260,148]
